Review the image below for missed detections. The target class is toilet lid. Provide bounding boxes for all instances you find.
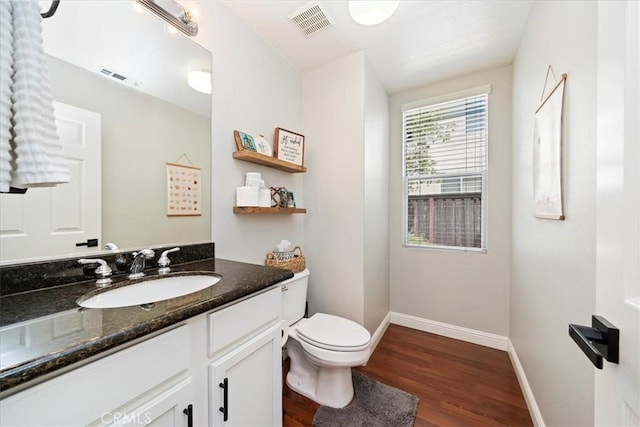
[295,313,370,351]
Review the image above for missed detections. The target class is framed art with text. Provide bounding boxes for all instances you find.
[274,127,305,166]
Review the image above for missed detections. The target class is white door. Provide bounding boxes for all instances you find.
[209,324,282,427]
[0,101,101,263]
[595,1,640,425]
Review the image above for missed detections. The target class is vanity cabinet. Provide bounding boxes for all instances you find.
[209,324,281,426]
[207,287,282,426]
[91,377,193,427]
[0,286,283,427]
[0,326,192,426]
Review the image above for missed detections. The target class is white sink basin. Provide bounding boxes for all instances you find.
[78,274,221,309]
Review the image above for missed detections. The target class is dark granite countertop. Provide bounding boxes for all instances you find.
[0,258,293,394]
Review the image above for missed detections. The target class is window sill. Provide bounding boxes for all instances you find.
[401,243,487,254]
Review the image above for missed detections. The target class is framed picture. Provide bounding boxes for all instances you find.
[286,191,296,208]
[254,134,273,156]
[274,127,305,166]
[233,130,256,151]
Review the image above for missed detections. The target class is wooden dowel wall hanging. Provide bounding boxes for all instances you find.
[166,153,201,216]
[533,65,567,220]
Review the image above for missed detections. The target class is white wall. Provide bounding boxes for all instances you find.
[510,2,597,426]
[363,58,390,333]
[194,3,304,264]
[302,52,390,332]
[389,66,512,336]
[302,52,366,324]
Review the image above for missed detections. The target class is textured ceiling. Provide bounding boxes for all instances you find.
[224,0,533,93]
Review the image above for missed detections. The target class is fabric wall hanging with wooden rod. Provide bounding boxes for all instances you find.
[166,153,201,216]
[533,65,567,220]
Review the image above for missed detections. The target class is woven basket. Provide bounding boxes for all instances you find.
[265,246,305,272]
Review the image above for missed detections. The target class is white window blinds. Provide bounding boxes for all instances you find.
[403,91,489,250]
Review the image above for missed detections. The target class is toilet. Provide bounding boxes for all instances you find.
[281,269,371,408]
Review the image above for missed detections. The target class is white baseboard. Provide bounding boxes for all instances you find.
[389,312,509,351]
[370,312,391,353]
[508,340,545,427]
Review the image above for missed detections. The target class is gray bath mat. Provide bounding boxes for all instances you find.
[312,371,419,427]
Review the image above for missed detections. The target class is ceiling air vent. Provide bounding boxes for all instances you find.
[288,2,334,38]
[99,68,141,88]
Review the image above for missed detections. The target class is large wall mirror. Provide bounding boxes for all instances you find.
[0,1,211,264]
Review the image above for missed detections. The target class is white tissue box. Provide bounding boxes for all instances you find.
[258,188,271,207]
[236,186,259,207]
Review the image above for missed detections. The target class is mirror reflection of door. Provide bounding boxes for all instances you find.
[0,102,101,262]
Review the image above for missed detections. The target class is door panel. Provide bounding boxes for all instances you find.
[0,101,101,262]
[209,324,281,427]
[595,1,640,424]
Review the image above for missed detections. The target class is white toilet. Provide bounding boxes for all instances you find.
[281,269,371,408]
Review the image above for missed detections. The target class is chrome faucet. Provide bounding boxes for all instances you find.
[128,249,155,279]
[78,258,112,287]
[158,247,180,275]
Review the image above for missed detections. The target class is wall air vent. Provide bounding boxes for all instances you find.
[288,2,334,38]
[99,68,141,88]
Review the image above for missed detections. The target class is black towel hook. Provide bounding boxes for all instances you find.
[40,0,60,19]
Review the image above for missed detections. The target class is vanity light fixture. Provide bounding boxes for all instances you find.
[348,1,399,26]
[187,70,211,94]
[134,0,198,37]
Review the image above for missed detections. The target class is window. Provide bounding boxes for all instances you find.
[402,86,490,250]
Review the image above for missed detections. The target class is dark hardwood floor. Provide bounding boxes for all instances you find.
[283,324,533,426]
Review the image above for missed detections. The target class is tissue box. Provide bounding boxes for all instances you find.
[236,186,259,207]
[272,250,295,261]
[258,188,271,207]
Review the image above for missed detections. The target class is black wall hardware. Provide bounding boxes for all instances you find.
[219,378,229,421]
[40,0,60,18]
[2,187,27,194]
[75,238,98,248]
[569,315,619,369]
[183,404,193,427]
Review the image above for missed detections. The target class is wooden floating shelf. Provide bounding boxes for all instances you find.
[232,151,306,173]
[233,207,307,214]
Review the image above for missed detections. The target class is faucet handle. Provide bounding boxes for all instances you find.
[133,248,155,259]
[78,258,112,287]
[158,247,180,274]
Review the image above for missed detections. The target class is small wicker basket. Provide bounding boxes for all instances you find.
[265,246,305,272]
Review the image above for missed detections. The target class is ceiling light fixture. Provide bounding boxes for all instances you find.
[135,0,198,37]
[348,1,399,26]
[188,71,211,94]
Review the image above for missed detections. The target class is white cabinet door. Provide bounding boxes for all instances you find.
[98,378,194,427]
[209,323,282,427]
[0,326,189,426]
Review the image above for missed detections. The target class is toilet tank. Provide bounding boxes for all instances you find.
[281,268,310,326]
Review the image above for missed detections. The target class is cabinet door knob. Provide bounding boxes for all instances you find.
[219,378,229,421]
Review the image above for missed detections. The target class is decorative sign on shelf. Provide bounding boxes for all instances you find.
[233,130,256,152]
[274,127,305,166]
[166,162,201,216]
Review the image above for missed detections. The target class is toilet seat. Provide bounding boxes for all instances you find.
[295,313,370,352]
